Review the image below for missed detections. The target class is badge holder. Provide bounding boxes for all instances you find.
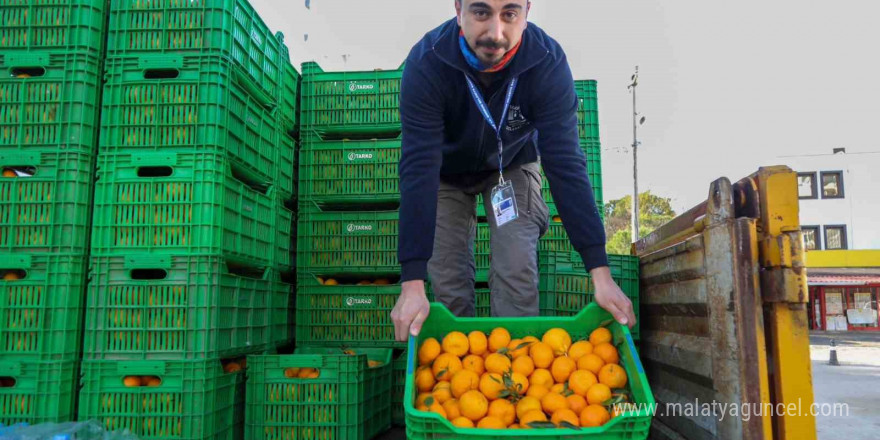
[491,176,518,227]
[464,74,520,228]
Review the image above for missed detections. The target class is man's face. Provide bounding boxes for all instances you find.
[456,0,530,66]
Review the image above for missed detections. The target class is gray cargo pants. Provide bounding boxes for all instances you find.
[428,162,550,317]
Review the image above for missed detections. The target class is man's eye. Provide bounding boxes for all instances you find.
[474,10,489,18]
[503,12,518,20]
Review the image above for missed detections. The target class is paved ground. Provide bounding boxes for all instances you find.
[809,331,880,440]
[376,331,880,439]
[374,427,405,440]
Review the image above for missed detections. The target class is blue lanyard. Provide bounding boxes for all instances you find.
[464,74,519,183]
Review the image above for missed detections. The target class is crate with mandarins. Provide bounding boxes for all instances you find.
[90,151,293,271]
[0,51,103,155]
[0,253,87,360]
[0,150,95,254]
[106,0,289,103]
[244,346,393,440]
[404,303,654,438]
[78,358,247,439]
[295,273,434,349]
[295,201,399,275]
[99,54,297,201]
[538,252,640,340]
[0,0,108,54]
[82,254,291,360]
[0,359,78,426]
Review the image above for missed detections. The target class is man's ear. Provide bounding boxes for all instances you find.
[455,0,462,26]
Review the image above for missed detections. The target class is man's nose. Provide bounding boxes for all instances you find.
[487,17,504,42]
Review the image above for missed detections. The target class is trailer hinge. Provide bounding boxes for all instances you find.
[760,230,808,304]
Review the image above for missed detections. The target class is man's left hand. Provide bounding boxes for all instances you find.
[590,266,637,328]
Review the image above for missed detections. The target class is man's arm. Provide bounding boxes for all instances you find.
[392,60,445,340]
[398,61,445,282]
[530,54,607,271]
[531,53,636,328]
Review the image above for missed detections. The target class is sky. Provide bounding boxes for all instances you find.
[251,0,880,213]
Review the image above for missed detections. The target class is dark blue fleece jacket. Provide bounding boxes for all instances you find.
[398,18,607,282]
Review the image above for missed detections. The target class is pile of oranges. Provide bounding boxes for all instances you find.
[414,327,630,429]
[282,349,384,379]
[122,375,163,387]
[316,277,392,286]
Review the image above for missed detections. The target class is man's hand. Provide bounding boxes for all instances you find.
[590,266,637,328]
[391,280,431,342]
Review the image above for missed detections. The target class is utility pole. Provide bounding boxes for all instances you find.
[627,66,644,242]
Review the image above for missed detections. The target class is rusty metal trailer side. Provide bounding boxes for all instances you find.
[635,166,816,440]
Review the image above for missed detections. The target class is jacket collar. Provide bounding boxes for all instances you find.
[431,18,549,79]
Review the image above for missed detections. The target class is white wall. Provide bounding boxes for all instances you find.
[784,151,880,250]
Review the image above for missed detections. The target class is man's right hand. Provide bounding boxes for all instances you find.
[391,280,431,342]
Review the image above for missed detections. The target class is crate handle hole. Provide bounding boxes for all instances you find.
[123,375,162,387]
[1,270,27,281]
[227,264,266,280]
[131,269,167,280]
[0,377,15,387]
[2,167,35,177]
[10,67,45,78]
[137,166,173,177]
[144,68,180,80]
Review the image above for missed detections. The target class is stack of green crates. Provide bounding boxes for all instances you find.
[293,60,405,429]
[75,1,297,438]
[0,0,108,426]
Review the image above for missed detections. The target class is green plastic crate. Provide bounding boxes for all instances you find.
[300,61,402,136]
[404,303,653,439]
[0,150,94,254]
[296,202,398,275]
[0,51,101,154]
[90,152,293,271]
[294,274,434,348]
[0,0,107,53]
[0,253,86,360]
[99,54,283,193]
[538,252,640,339]
[539,221,573,253]
[244,347,393,440]
[78,359,246,440]
[276,130,296,203]
[280,61,299,132]
[474,285,491,317]
[540,216,615,255]
[298,132,402,206]
[575,80,600,145]
[0,359,78,426]
[83,255,290,360]
[391,349,407,426]
[474,222,490,280]
[541,142,604,217]
[107,0,287,101]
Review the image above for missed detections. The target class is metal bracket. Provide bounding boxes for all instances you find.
[760,231,807,303]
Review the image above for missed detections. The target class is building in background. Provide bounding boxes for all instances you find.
[785,149,880,331]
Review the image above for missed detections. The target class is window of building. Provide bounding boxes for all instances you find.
[824,225,847,250]
[797,172,817,199]
[802,226,820,250]
[820,171,844,199]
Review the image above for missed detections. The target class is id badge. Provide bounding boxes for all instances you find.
[491,180,518,227]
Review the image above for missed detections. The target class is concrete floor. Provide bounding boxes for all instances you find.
[376,331,880,440]
[809,331,880,440]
